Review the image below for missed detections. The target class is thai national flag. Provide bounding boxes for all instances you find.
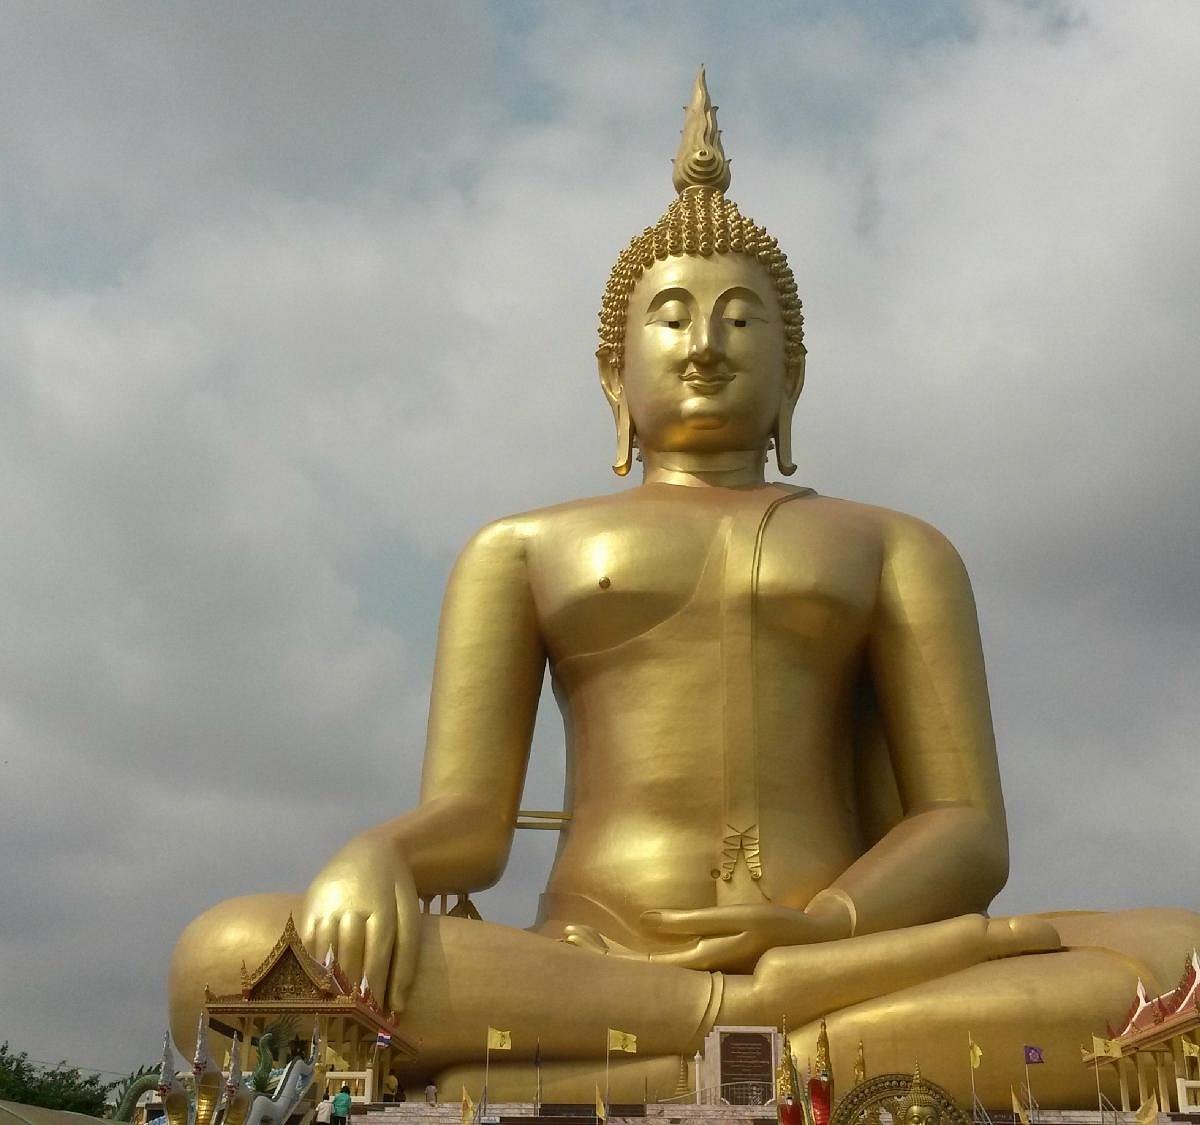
[1023,1045,1045,1065]
[376,1031,392,1048]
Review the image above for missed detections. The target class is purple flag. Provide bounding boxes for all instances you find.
[1023,1045,1045,1065]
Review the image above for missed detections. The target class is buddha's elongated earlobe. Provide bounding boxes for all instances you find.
[613,396,635,476]
[774,350,806,476]
[597,350,635,476]
[774,411,796,476]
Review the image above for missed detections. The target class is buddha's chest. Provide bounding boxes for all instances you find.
[530,495,880,665]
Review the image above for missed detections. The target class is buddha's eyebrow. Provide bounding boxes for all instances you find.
[717,286,769,315]
[644,287,692,316]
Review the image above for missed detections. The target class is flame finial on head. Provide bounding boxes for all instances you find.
[673,67,731,194]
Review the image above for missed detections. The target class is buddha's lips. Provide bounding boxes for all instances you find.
[682,370,734,394]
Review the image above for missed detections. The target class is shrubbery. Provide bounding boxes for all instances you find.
[0,1042,113,1117]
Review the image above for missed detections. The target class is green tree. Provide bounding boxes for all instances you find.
[0,1042,113,1116]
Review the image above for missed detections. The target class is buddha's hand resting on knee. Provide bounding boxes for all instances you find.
[299,830,420,1010]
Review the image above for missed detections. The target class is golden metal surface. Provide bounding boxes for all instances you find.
[168,69,1200,1108]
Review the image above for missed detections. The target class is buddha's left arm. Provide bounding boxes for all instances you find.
[816,513,1009,936]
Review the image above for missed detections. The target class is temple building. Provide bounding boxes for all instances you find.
[1083,950,1200,1113]
[203,916,417,1103]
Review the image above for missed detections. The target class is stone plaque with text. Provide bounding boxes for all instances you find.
[719,1031,773,1104]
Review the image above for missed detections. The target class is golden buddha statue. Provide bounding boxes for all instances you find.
[169,70,1200,1108]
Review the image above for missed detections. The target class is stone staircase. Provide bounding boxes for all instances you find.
[362,1105,778,1125]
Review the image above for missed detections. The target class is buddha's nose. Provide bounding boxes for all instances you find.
[688,318,721,365]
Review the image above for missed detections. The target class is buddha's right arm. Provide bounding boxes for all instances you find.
[390,516,546,892]
[299,517,545,997]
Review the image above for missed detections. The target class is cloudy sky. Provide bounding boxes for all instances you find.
[2,0,1198,1080]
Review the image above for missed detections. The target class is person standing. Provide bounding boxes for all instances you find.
[331,1084,352,1125]
[315,1092,333,1125]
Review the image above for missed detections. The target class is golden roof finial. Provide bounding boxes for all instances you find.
[672,66,731,195]
[815,1017,831,1074]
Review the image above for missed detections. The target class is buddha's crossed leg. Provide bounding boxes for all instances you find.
[174,899,1200,1105]
[433,909,1200,1107]
[171,894,1069,1100]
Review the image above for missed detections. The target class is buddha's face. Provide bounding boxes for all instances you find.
[904,1105,939,1125]
[605,253,795,455]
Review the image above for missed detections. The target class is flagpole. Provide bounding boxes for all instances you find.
[968,1033,978,1125]
[1094,1055,1104,1125]
[536,1038,542,1118]
[484,1041,491,1119]
[1024,1053,1034,1125]
[605,1037,611,1122]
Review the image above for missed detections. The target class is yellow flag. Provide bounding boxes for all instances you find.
[968,1037,983,1069]
[1092,1035,1122,1060]
[1135,1092,1159,1125]
[1011,1087,1030,1125]
[461,1086,474,1125]
[607,1028,637,1054]
[1183,1040,1200,1059]
[595,1085,607,1121]
[487,1027,511,1050]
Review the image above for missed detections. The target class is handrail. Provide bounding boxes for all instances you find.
[658,1080,776,1107]
[972,1095,995,1125]
[516,810,573,831]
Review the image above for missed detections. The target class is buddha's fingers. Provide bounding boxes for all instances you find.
[742,913,1062,1026]
[337,912,368,987]
[388,878,421,1010]
[363,908,397,1007]
[306,915,338,970]
[648,933,757,973]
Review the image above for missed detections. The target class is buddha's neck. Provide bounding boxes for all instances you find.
[641,448,767,488]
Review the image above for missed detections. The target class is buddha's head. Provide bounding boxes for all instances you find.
[897,1065,941,1125]
[597,68,806,476]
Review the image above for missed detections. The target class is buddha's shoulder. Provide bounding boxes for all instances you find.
[805,494,968,568]
[451,491,647,559]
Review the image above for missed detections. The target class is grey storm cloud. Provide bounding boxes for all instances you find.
[1,0,1197,1077]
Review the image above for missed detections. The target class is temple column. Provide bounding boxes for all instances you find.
[318,1014,330,1094]
[1156,1050,1173,1112]
[1118,1057,1132,1112]
[1135,1052,1151,1109]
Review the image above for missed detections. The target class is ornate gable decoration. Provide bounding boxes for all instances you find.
[1117,949,1200,1038]
[239,915,340,1002]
